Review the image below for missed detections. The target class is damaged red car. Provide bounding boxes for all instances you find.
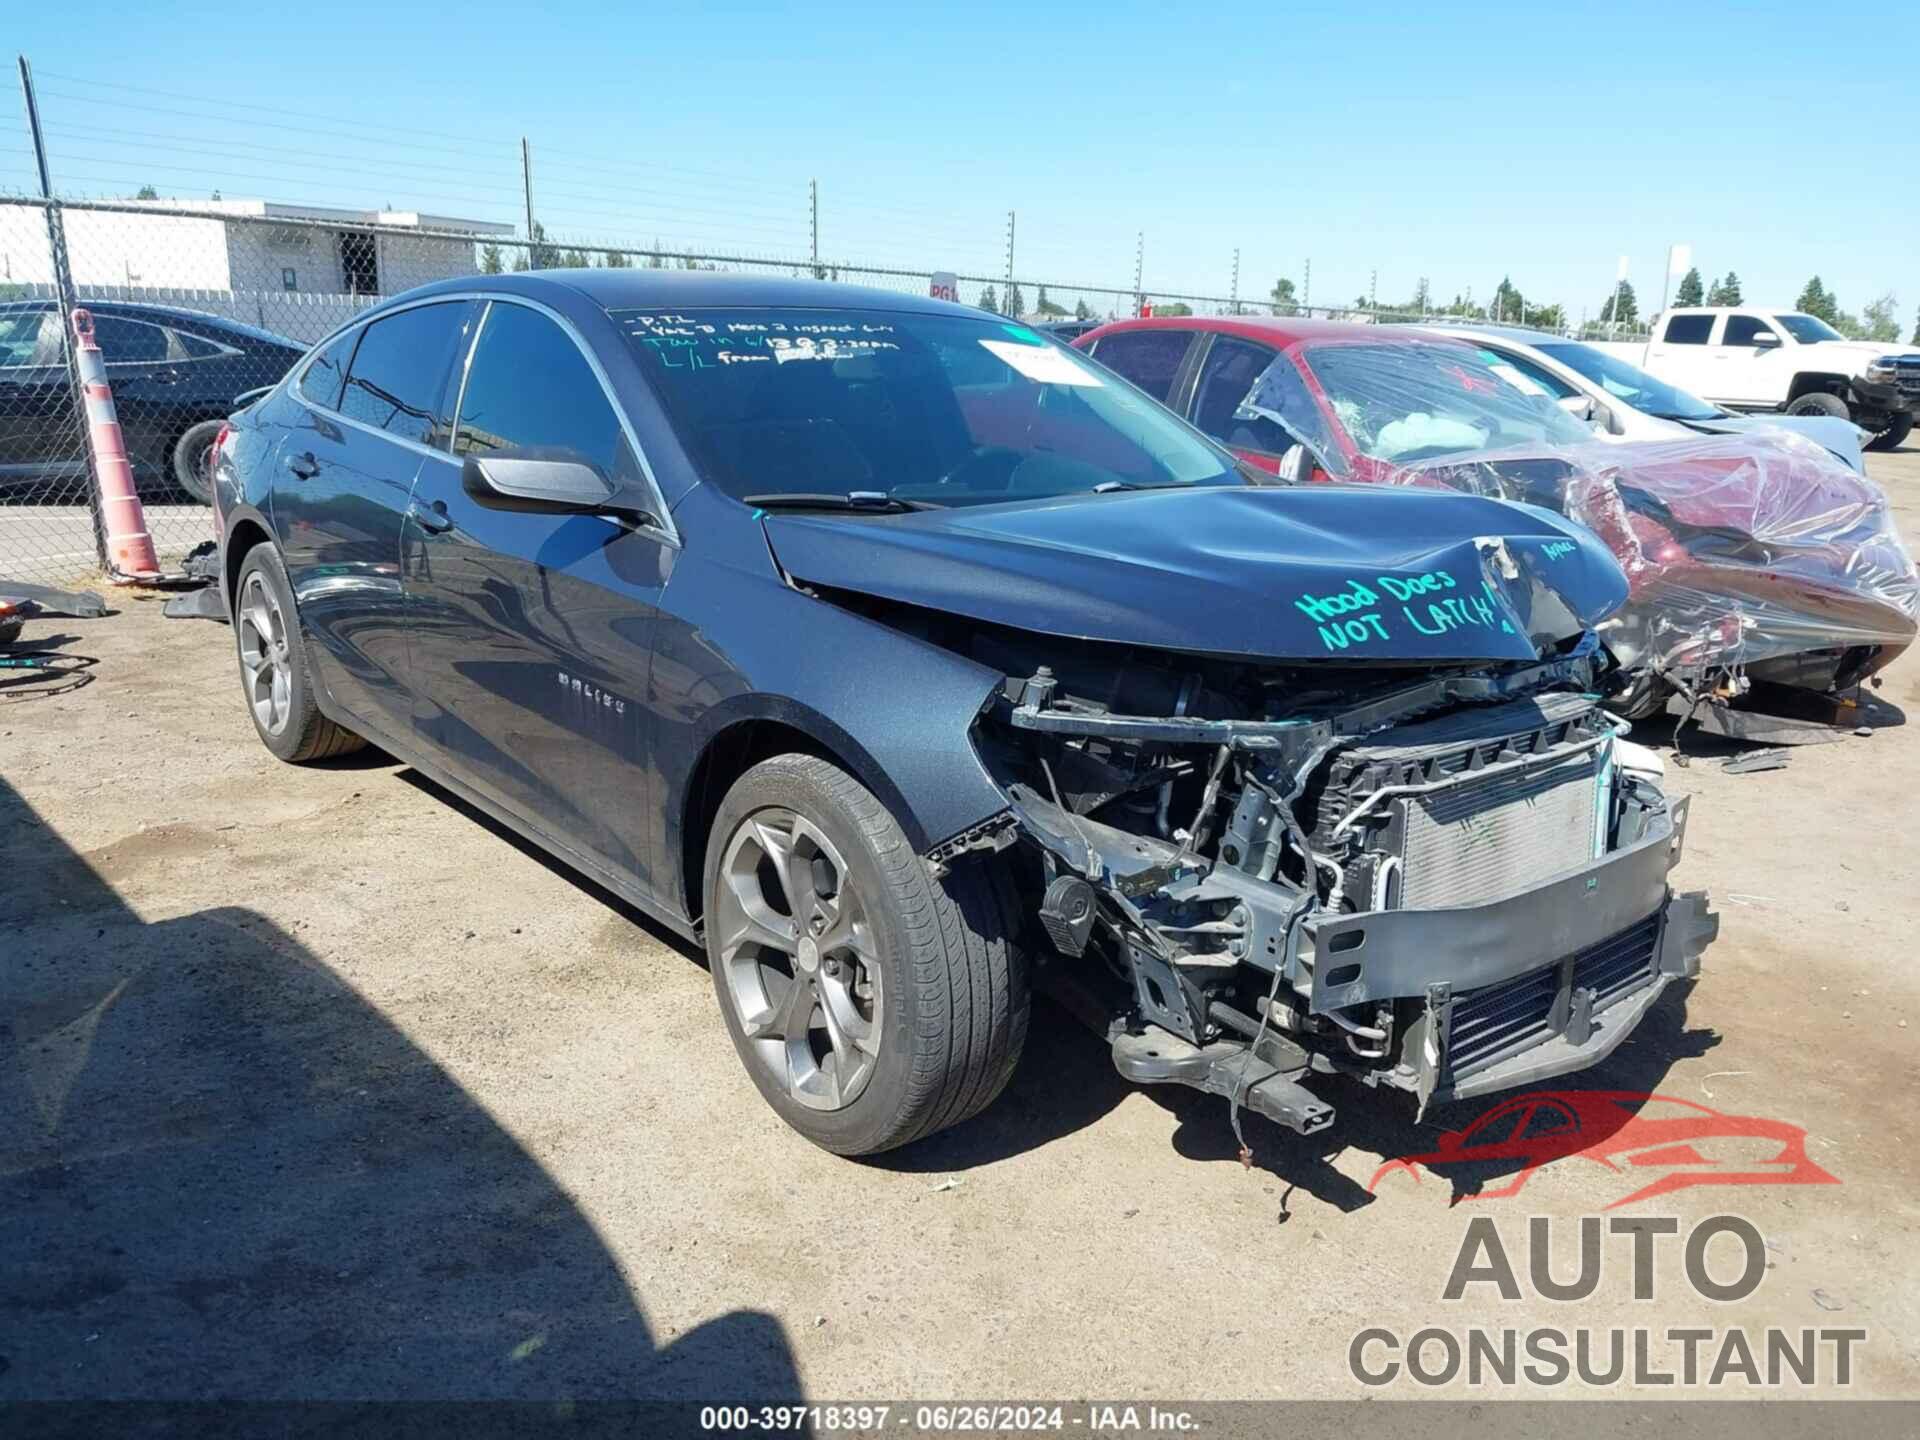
[1078,317,1919,718]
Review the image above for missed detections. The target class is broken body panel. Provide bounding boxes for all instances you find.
[767,488,1717,1142]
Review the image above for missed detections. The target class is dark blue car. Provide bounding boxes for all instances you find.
[214,272,1714,1156]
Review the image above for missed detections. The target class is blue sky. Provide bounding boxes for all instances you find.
[4,1,1913,321]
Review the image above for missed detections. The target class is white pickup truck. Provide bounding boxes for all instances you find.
[1596,306,1920,451]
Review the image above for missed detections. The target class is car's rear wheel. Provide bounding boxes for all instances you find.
[1866,413,1913,452]
[232,545,366,763]
[704,753,1028,1155]
[171,419,224,505]
[1785,391,1850,420]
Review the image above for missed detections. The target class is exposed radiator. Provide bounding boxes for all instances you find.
[1397,748,1602,909]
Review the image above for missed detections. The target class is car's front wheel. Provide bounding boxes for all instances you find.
[1785,391,1851,420]
[1867,413,1913,452]
[704,753,1028,1155]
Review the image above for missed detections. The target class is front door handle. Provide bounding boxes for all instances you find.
[284,450,319,479]
[408,499,454,535]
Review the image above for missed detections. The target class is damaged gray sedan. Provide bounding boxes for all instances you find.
[217,274,1716,1158]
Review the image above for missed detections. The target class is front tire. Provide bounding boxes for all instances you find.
[1785,391,1850,420]
[232,545,365,763]
[1867,413,1913,452]
[704,754,1028,1156]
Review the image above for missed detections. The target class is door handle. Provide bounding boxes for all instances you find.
[284,450,319,480]
[408,499,454,535]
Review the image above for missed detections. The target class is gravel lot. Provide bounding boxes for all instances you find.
[5,443,1918,1404]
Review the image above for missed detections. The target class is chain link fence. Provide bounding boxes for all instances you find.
[0,58,1641,586]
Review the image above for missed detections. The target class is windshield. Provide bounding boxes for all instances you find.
[1295,340,1596,463]
[615,307,1238,506]
[1537,341,1721,421]
[1774,313,1843,344]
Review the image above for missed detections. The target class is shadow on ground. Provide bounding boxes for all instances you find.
[380,752,1719,1217]
[0,778,802,1401]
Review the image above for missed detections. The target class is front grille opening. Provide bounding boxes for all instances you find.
[1443,914,1661,1084]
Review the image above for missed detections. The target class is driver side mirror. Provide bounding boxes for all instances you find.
[1556,394,1596,422]
[1276,444,1310,484]
[461,448,629,518]
[1749,330,1781,349]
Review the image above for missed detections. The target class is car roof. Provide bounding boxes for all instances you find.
[1418,322,1570,346]
[1079,314,1445,349]
[400,268,972,319]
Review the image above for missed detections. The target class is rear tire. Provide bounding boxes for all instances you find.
[1785,391,1850,420]
[704,753,1029,1156]
[231,545,366,763]
[171,419,224,505]
[1866,413,1913,452]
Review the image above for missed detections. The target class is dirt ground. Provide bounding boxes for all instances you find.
[5,443,1919,1404]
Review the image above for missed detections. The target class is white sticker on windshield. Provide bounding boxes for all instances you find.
[1487,362,1549,397]
[979,339,1105,386]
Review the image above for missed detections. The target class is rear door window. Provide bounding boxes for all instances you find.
[1087,329,1195,403]
[1190,337,1280,447]
[1662,314,1715,345]
[299,329,358,410]
[454,301,637,484]
[338,302,465,445]
[92,315,171,364]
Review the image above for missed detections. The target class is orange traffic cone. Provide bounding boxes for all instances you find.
[71,308,160,583]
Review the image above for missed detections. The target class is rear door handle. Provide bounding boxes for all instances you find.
[408,499,454,535]
[284,450,319,480]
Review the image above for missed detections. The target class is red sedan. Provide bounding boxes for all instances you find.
[1075,316,1917,711]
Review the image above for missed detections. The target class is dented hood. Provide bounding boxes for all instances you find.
[762,484,1629,663]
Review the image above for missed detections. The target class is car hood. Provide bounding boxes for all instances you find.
[1806,340,1920,367]
[1688,414,1867,473]
[761,484,1628,663]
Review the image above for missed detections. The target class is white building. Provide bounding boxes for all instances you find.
[58,198,514,297]
[7,198,516,341]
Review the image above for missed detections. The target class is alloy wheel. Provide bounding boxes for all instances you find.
[715,808,884,1110]
[236,571,293,736]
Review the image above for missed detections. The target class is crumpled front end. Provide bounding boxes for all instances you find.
[960,636,1717,1141]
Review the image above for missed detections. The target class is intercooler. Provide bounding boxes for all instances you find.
[1397,748,1603,908]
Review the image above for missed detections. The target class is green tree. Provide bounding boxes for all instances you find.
[1674,267,1704,307]
[978,284,999,314]
[1073,298,1092,320]
[1006,283,1027,317]
[1034,285,1068,317]
[1860,293,1900,343]
[479,243,504,274]
[134,185,158,200]
[560,248,592,268]
[1706,271,1743,306]
[603,249,631,268]
[1530,303,1567,332]
[1598,281,1638,327]
[1269,277,1298,316]
[1153,302,1193,317]
[1912,301,1920,345]
[1795,276,1840,324]
[1490,275,1527,324]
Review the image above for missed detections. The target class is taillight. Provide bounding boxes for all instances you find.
[211,424,233,522]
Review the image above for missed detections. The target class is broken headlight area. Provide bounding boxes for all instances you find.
[963,635,1718,1146]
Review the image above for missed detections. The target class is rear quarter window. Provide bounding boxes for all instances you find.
[1662,315,1715,345]
[298,328,358,410]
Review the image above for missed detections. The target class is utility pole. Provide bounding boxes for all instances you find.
[1230,248,1240,314]
[520,137,536,266]
[1369,268,1377,312]
[18,53,107,572]
[1133,231,1144,315]
[809,179,819,277]
[1303,258,1311,316]
[1004,211,1015,315]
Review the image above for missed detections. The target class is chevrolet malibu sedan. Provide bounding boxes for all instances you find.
[214,273,1713,1157]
